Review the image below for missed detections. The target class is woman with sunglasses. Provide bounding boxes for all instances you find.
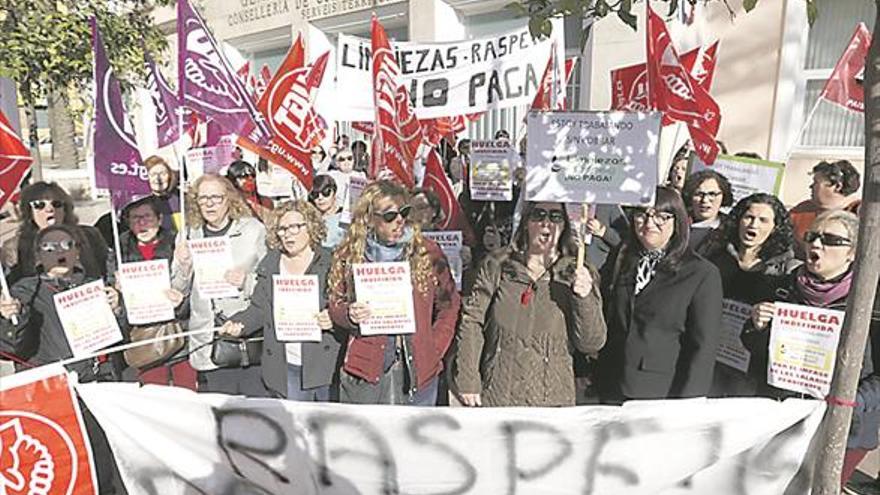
[597,186,723,402]
[452,202,606,407]
[328,149,366,219]
[697,193,800,396]
[219,200,342,401]
[226,160,273,222]
[681,169,734,251]
[308,174,345,248]
[741,210,880,488]
[2,182,109,285]
[327,180,460,405]
[172,173,268,396]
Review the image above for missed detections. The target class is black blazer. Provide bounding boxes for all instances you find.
[598,248,723,401]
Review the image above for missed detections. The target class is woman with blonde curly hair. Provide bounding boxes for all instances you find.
[220,200,342,400]
[328,180,461,405]
[172,173,268,396]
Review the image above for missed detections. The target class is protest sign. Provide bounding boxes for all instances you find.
[334,19,565,120]
[769,302,845,398]
[688,153,785,204]
[0,365,98,495]
[257,164,296,198]
[526,111,661,206]
[422,230,463,290]
[717,299,752,373]
[188,237,238,299]
[341,174,368,224]
[79,381,824,495]
[118,259,175,325]
[469,140,514,201]
[184,136,235,179]
[272,275,321,342]
[352,262,416,336]
[54,279,123,358]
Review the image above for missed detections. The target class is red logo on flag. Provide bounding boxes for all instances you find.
[821,23,871,113]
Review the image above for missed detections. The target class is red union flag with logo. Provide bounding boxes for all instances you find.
[0,365,97,495]
[820,23,871,113]
[371,16,422,187]
[0,110,33,210]
[422,149,476,246]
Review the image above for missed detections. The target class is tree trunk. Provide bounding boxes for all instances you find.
[49,88,79,169]
[24,101,43,183]
[811,4,880,493]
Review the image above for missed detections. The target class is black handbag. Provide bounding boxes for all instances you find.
[210,336,264,368]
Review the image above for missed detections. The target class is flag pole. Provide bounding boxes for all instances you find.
[109,201,123,272]
[785,97,823,163]
[177,107,187,234]
[0,267,19,325]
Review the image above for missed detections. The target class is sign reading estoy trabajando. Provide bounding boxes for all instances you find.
[526,111,661,206]
[352,262,416,336]
[334,19,565,120]
[769,302,844,398]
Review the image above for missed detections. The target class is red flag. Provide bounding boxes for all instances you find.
[646,6,721,163]
[0,110,33,209]
[236,60,250,84]
[239,35,330,189]
[352,121,375,134]
[371,16,422,187]
[422,149,476,246]
[820,23,871,113]
[531,51,577,111]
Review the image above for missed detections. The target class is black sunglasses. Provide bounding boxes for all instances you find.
[528,207,566,224]
[309,186,336,200]
[374,206,412,223]
[804,231,852,247]
[39,240,76,252]
[30,199,64,211]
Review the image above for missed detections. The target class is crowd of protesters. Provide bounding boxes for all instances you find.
[0,132,879,492]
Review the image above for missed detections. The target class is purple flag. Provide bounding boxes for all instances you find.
[177,0,271,145]
[91,18,150,210]
[145,53,182,148]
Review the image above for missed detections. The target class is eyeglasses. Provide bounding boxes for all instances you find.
[30,199,64,211]
[277,223,307,237]
[196,194,226,206]
[528,207,566,224]
[308,186,336,200]
[129,213,158,224]
[336,155,354,162]
[38,240,76,252]
[374,206,412,223]
[693,191,722,201]
[633,210,675,227]
[804,231,852,247]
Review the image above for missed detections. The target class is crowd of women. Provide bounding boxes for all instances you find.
[0,133,878,489]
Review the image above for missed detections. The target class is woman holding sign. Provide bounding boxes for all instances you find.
[328,180,461,406]
[172,173,267,397]
[741,210,880,487]
[220,200,341,401]
[597,186,723,402]
[452,202,607,407]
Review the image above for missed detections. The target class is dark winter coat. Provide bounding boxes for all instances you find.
[451,248,607,406]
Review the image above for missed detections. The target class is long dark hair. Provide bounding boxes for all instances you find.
[619,186,691,275]
[511,202,579,260]
[698,193,794,261]
[16,182,79,278]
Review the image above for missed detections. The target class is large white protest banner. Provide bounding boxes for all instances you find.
[469,140,514,201]
[77,381,824,495]
[526,111,662,206]
[688,153,785,204]
[188,237,238,299]
[273,275,321,342]
[352,262,416,336]
[716,299,752,373]
[54,279,123,358]
[769,302,844,398]
[334,20,565,121]
[422,230,463,290]
[118,259,175,325]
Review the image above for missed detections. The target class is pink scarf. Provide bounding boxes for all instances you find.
[796,266,853,307]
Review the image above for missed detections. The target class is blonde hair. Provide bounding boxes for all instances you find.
[266,200,327,251]
[811,209,860,250]
[328,180,434,297]
[186,173,252,229]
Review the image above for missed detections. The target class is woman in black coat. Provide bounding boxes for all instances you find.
[597,186,723,402]
[221,200,342,400]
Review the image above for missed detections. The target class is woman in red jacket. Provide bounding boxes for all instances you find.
[327,180,461,405]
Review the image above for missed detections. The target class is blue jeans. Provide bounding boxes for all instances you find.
[286,364,331,401]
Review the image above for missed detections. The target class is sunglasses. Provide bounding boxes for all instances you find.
[39,240,76,252]
[30,199,64,211]
[308,186,336,200]
[374,206,412,223]
[528,207,566,224]
[336,155,354,162]
[804,231,852,247]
